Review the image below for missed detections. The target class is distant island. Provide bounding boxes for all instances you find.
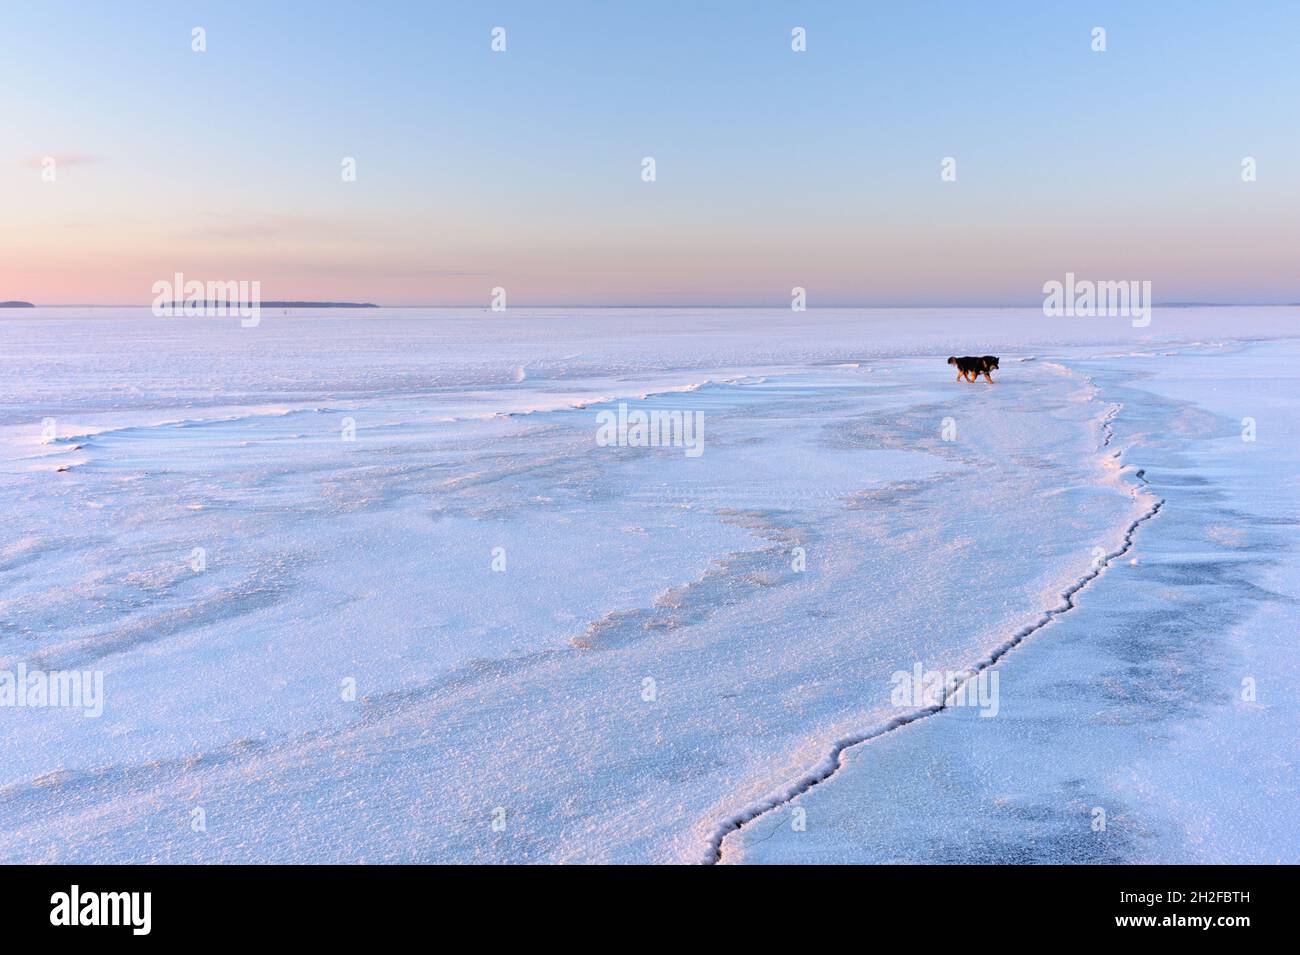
[159,301,379,309]
[0,301,35,308]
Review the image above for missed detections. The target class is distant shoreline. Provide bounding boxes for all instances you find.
[156,301,380,309]
[9,302,1300,310]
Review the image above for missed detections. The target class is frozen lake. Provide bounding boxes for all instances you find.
[0,307,1295,862]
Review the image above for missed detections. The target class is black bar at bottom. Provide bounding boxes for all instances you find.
[0,864,1285,941]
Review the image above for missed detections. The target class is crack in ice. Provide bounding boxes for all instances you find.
[702,403,1164,865]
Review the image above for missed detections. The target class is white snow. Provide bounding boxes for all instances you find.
[0,306,1295,862]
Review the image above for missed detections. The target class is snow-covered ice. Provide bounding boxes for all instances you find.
[0,307,1295,863]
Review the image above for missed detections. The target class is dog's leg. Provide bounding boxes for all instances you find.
[984,372,994,383]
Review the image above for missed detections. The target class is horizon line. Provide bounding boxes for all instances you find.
[12,301,1300,310]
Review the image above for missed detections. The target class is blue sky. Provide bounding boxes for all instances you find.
[3,1,1298,304]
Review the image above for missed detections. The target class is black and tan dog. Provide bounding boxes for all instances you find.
[947,355,999,383]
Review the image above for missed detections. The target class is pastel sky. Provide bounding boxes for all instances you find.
[3,1,1298,306]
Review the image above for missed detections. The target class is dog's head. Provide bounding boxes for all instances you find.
[984,356,999,370]
[947,356,958,366]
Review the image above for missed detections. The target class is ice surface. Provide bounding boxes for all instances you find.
[725,341,1300,864]
[0,307,1295,862]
